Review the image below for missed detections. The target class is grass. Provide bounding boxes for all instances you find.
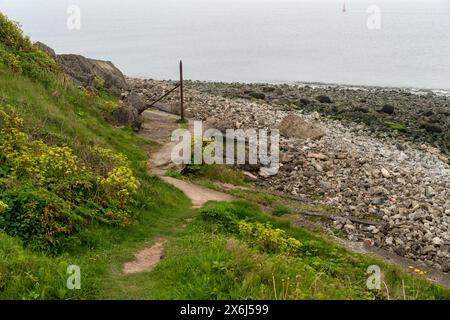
[384,121,407,132]
[272,205,292,217]
[183,164,247,186]
[138,201,450,300]
[0,62,194,299]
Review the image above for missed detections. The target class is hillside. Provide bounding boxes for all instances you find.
[0,13,449,300]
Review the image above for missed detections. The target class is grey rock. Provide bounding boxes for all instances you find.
[426,186,436,198]
[278,115,324,140]
[125,92,146,114]
[442,263,450,273]
[57,54,127,96]
[113,104,142,132]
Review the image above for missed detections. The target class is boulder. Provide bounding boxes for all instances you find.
[299,98,312,105]
[442,264,450,273]
[316,95,333,104]
[355,106,369,113]
[278,115,324,140]
[57,54,127,96]
[113,104,142,132]
[380,104,395,114]
[113,92,146,131]
[125,92,146,114]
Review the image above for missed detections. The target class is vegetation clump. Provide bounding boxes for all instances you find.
[0,105,139,250]
[0,13,58,87]
[272,204,291,216]
[239,221,301,255]
[384,121,406,132]
[248,91,266,100]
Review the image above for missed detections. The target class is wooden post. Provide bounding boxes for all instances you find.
[179,60,184,121]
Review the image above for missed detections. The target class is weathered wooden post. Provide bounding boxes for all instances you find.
[179,60,184,121]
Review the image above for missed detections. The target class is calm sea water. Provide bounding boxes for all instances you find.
[1,0,450,90]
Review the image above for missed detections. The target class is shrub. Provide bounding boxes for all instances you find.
[384,121,406,132]
[238,221,301,255]
[248,92,266,100]
[0,185,80,250]
[272,205,291,217]
[101,166,139,208]
[1,51,22,72]
[86,145,128,176]
[0,105,139,249]
[199,203,239,232]
[0,200,8,213]
[0,13,58,87]
[0,13,33,52]
[93,75,105,91]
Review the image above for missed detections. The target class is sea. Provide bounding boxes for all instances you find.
[1,0,450,91]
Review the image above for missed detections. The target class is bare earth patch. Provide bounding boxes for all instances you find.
[123,239,167,274]
[143,109,235,207]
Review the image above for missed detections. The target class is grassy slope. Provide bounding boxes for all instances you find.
[0,65,194,299]
[143,201,450,300]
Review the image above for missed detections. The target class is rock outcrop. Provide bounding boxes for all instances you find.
[113,92,144,131]
[57,54,127,96]
[33,42,143,131]
[33,41,127,96]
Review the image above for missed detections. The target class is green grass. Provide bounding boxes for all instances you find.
[183,164,247,186]
[142,201,450,300]
[384,121,407,132]
[166,167,184,179]
[0,60,194,299]
[272,205,292,217]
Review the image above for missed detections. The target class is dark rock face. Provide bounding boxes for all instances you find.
[57,54,127,96]
[113,92,144,131]
[125,92,146,114]
[113,105,142,132]
[33,42,128,96]
[380,104,395,114]
[316,95,333,104]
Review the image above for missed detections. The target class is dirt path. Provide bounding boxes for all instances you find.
[122,109,233,274]
[142,108,234,207]
[123,239,167,274]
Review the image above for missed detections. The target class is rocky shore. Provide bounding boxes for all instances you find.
[126,78,450,273]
